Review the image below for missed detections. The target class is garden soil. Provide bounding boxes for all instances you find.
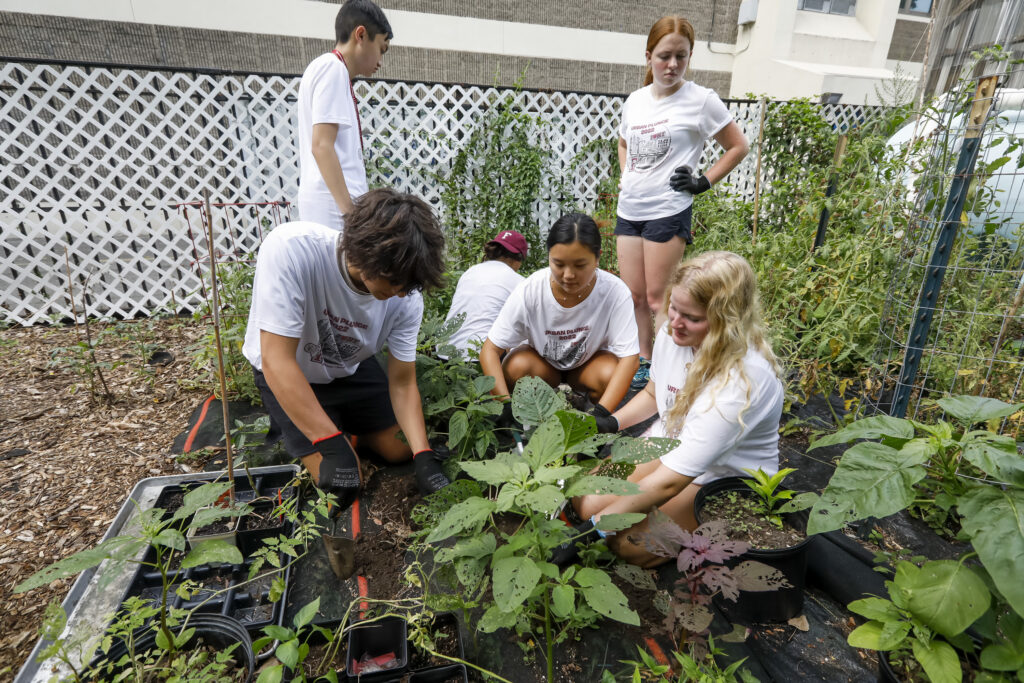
[0,318,213,679]
[0,318,973,681]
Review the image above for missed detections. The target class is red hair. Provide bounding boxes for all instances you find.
[643,16,695,86]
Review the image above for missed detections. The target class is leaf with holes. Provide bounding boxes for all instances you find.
[565,475,641,497]
[460,458,516,487]
[425,497,496,543]
[492,556,542,613]
[511,376,565,426]
[557,410,596,449]
[574,568,639,626]
[614,564,657,591]
[610,436,678,464]
[808,415,915,450]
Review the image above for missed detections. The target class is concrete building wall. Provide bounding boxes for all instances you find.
[0,0,739,96]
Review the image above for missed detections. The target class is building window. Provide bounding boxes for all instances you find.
[899,0,933,15]
[798,0,857,15]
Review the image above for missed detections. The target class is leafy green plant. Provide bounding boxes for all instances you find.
[253,597,340,683]
[808,395,1024,619]
[609,637,759,683]
[191,261,259,404]
[847,559,993,683]
[417,377,675,682]
[739,468,816,528]
[17,478,330,680]
[49,327,121,403]
[416,312,508,462]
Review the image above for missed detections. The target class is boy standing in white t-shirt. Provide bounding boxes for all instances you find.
[243,189,452,504]
[296,0,392,230]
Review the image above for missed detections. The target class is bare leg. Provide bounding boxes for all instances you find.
[616,236,653,359]
[642,236,687,338]
[359,424,413,463]
[565,351,618,404]
[502,345,562,390]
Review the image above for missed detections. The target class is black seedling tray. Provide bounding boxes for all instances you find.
[111,471,301,638]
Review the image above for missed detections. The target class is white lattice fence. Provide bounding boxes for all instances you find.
[1,61,878,325]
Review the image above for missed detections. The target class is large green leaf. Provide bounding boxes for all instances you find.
[522,420,566,470]
[551,584,576,619]
[937,396,1024,424]
[517,485,565,516]
[473,375,496,396]
[455,557,487,591]
[449,411,468,447]
[807,442,927,534]
[437,533,497,562]
[557,409,596,447]
[574,568,639,626]
[847,621,910,650]
[958,486,1024,616]
[14,536,144,593]
[492,556,542,613]
[809,415,915,450]
[512,376,564,426]
[178,481,233,518]
[190,504,245,531]
[425,497,496,543]
[564,476,641,497]
[534,465,583,484]
[181,539,243,568]
[911,638,962,683]
[610,437,678,464]
[460,459,516,486]
[596,513,647,532]
[961,432,1024,486]
[293,597,321,630]
[847,597,901,622]
[900,561,989,638]
[478,604,518,633]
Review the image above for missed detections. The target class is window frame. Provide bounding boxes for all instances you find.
[797,0,858,16]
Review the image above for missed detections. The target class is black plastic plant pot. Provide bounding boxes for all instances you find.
[85,613,256,682]
[347,616,409,681]
[877,652,900,683]
[408,612,464,671]
[409,663,469,682]
[694,476,813,624]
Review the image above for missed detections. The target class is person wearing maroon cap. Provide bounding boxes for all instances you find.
[441,230,529,360]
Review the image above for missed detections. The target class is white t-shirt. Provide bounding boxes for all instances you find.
[242,222,422,383]
[487,268,639,371]
[617,82,733,221]
[444,261,525,358]
[296,53,368,227]
[647,326,783,485]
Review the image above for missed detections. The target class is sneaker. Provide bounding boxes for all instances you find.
[630,358,651,391]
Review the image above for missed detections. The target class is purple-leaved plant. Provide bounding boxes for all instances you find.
[632,509,789,646]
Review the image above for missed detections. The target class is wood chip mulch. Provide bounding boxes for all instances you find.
[0,317,216,679]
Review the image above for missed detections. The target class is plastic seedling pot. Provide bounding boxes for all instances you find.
[694,476,813,624]
[186,506,240,551]
[409,663,468,682]
[347,616,409,681]
[85,613,255,682]
[408,613,464,671]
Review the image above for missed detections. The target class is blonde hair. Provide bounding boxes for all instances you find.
[643,16,695,87]
[663,251,780,436]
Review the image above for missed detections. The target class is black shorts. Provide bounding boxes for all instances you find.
[614,206,693,244]
[253,357,396,459]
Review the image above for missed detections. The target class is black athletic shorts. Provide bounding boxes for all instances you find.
[614,206,693,244]
[253,357,396,459]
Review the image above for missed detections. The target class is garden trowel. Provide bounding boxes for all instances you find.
[322,510,356,580]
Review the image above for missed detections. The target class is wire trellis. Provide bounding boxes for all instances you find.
[862,58,1024,428]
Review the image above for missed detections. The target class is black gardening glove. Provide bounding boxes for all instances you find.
[590,404,619,434]
[313,432,361,516]
[414,449,451,494]
[669,166,712,195]
[549,519,603,567]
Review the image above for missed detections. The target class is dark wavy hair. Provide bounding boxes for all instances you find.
[341,188,445,293]
[336,0,393,43]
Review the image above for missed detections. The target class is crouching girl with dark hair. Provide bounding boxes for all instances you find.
[243,188,454,504]
[480,213,639,416]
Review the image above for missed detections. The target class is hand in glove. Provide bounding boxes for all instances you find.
[549,519,603,567]
[312,432,361,515]
[414,448,451,494]
[669,166,712,195]
[590,404,619,434]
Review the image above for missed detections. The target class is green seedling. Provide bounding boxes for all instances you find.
[740,467,816,528]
